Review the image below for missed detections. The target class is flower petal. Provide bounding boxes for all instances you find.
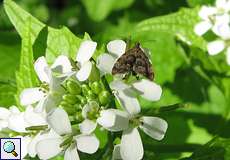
[24,106,47,126]
[0,108,10,120]
[36,138,62,159]
[97,109,129,131]
[75,134,99,154]
[34,56,51,83]
[216,0,228,9]
[64,144,80,160]
[107,40,126,58]
[115,90,141,115]
[9,106,20,114]
[207,40,225,55]
[82,101,100,119]
[110,80,129,91]
[20,88,46,106]
[96,54,116,74]
[0,120,8,130]
[76,61,92,81]
[139,116,168,141]
[34,95,58,113]
[194,21,212,36]
[120,128,144,160]
[8,113,27,132]
[112,145,122,160]
[16,136,31,158]
[76,40,97,64]
[28,134,44,157]
[79,119,97,134]
[132,79,162,101]
[212,21,230,39]
[199,6,217,20]
[51,55,72,74]
[47,108,72,135]
[28,131,61,157]
[34,97,46,113]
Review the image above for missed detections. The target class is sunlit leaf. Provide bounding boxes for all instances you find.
[135,7,207,50]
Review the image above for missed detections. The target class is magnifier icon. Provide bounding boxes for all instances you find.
[3,141,18,157]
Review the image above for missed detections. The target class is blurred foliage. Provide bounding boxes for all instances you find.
[1,0,230,159]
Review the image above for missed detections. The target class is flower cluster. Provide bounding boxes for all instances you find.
[194,0,230,65]
[0,40,168,160]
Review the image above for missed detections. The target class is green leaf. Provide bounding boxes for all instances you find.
[135,7,207,50]
[185,137,230,160]
[187,0,215,7]
[81,0,134,22]
[0,32,20,106]
[45,27,82,63]
[4,0,45,43]
[15,17,39,108]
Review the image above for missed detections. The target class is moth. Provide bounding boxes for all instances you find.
[112,43,154,80]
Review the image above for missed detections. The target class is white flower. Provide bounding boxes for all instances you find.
[212,16,230,39]
[97,80,166,160]
[97,108,168,160]
[0,106,49,158]
[109,80,162,115]
[207,40,230,65]
[0,106,20,131]
[80,101,99,134]
[36,108,99,160]
[96,39,127,75]
[194,6,217,36]
[97,39,162,100]
[194,0,230,36]
[51,41,98,82]
[20,55,70,112]
[75,40,97,81]
[18,129,59,159]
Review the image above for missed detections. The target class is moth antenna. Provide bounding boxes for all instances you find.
[125,36,132,51]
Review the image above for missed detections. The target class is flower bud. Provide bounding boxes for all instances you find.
[87,90,96,99]
[73,104,82,111]
[60,101,72,108]
[75,111,84,123]
[99,90,111,105]
[63,94,79,104]
[60,105,76,115]
[66,80,81,95]
[82,84,90,96]
[90,81,103,94]
[76,95,87,105]
[86,97,98,103]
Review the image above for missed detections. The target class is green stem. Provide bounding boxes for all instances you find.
[142,103,189,115]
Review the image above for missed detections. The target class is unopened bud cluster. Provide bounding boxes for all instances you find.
[60,79,111,121]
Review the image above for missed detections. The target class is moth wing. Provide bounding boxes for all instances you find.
[112,50,135,75]
[133,47,154,80]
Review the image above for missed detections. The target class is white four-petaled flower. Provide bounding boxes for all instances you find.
[97,108,167,160]
[96,80,167,160]
[194,0,230,36]
[36,108,99,160]
[195,0,230,65]
[20,55,71,112]
[0,106,49,158]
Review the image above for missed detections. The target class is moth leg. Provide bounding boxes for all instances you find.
[122,72,131,80]
[136,75,140,80]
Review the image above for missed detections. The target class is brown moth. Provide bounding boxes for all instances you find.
[112,43,154,80]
